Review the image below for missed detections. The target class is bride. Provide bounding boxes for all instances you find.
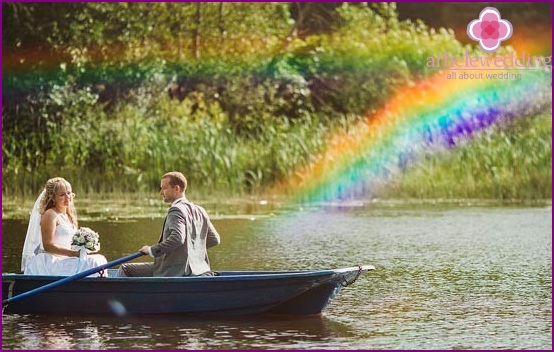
[21,177,108,276]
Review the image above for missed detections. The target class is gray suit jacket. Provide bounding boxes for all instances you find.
[150,198,220,276]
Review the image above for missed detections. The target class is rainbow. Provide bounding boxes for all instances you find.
[276,67,551,203]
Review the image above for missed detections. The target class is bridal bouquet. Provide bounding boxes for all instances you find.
[71,227,101,253]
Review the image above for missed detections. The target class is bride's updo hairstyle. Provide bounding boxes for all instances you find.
[40,177,78,226]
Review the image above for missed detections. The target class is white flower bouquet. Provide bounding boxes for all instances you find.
[71,227,101,253]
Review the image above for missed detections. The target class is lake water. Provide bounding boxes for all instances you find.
[2,201,552,349]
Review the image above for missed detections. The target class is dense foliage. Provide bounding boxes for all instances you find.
[2,2,551,200]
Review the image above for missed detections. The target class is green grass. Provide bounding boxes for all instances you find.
[384,111,552,201]
[1,95,332,198]
[3,109,551,203]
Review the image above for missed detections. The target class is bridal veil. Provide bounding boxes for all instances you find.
[21,190,45,272]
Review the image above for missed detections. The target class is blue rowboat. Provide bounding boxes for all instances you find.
[2,265,374,316]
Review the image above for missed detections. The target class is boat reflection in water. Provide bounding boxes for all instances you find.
[2,312,358,350]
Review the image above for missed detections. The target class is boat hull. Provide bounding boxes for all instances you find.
[2,266,374,316]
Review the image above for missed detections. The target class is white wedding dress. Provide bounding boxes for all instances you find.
[23,213,108,277]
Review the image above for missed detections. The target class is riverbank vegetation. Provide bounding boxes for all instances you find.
[384,112,552,201]
[2,3,551,201]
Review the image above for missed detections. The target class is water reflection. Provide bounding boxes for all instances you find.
[2,314,104,350]
[2,313,354,350]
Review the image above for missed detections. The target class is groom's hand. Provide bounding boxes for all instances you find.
[139,245,153,257]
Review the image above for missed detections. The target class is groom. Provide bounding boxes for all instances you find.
[118,171,220,277]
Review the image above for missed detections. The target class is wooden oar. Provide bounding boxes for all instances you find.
[2,252,145,308]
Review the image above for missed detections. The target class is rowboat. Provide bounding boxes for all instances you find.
[2,265,374,316]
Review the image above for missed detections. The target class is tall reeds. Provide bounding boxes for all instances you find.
[3,101,551,201]
[1,94,332,198]
[384,112,552,201]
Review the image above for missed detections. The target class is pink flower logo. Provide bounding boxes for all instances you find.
[467,7,513,53]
